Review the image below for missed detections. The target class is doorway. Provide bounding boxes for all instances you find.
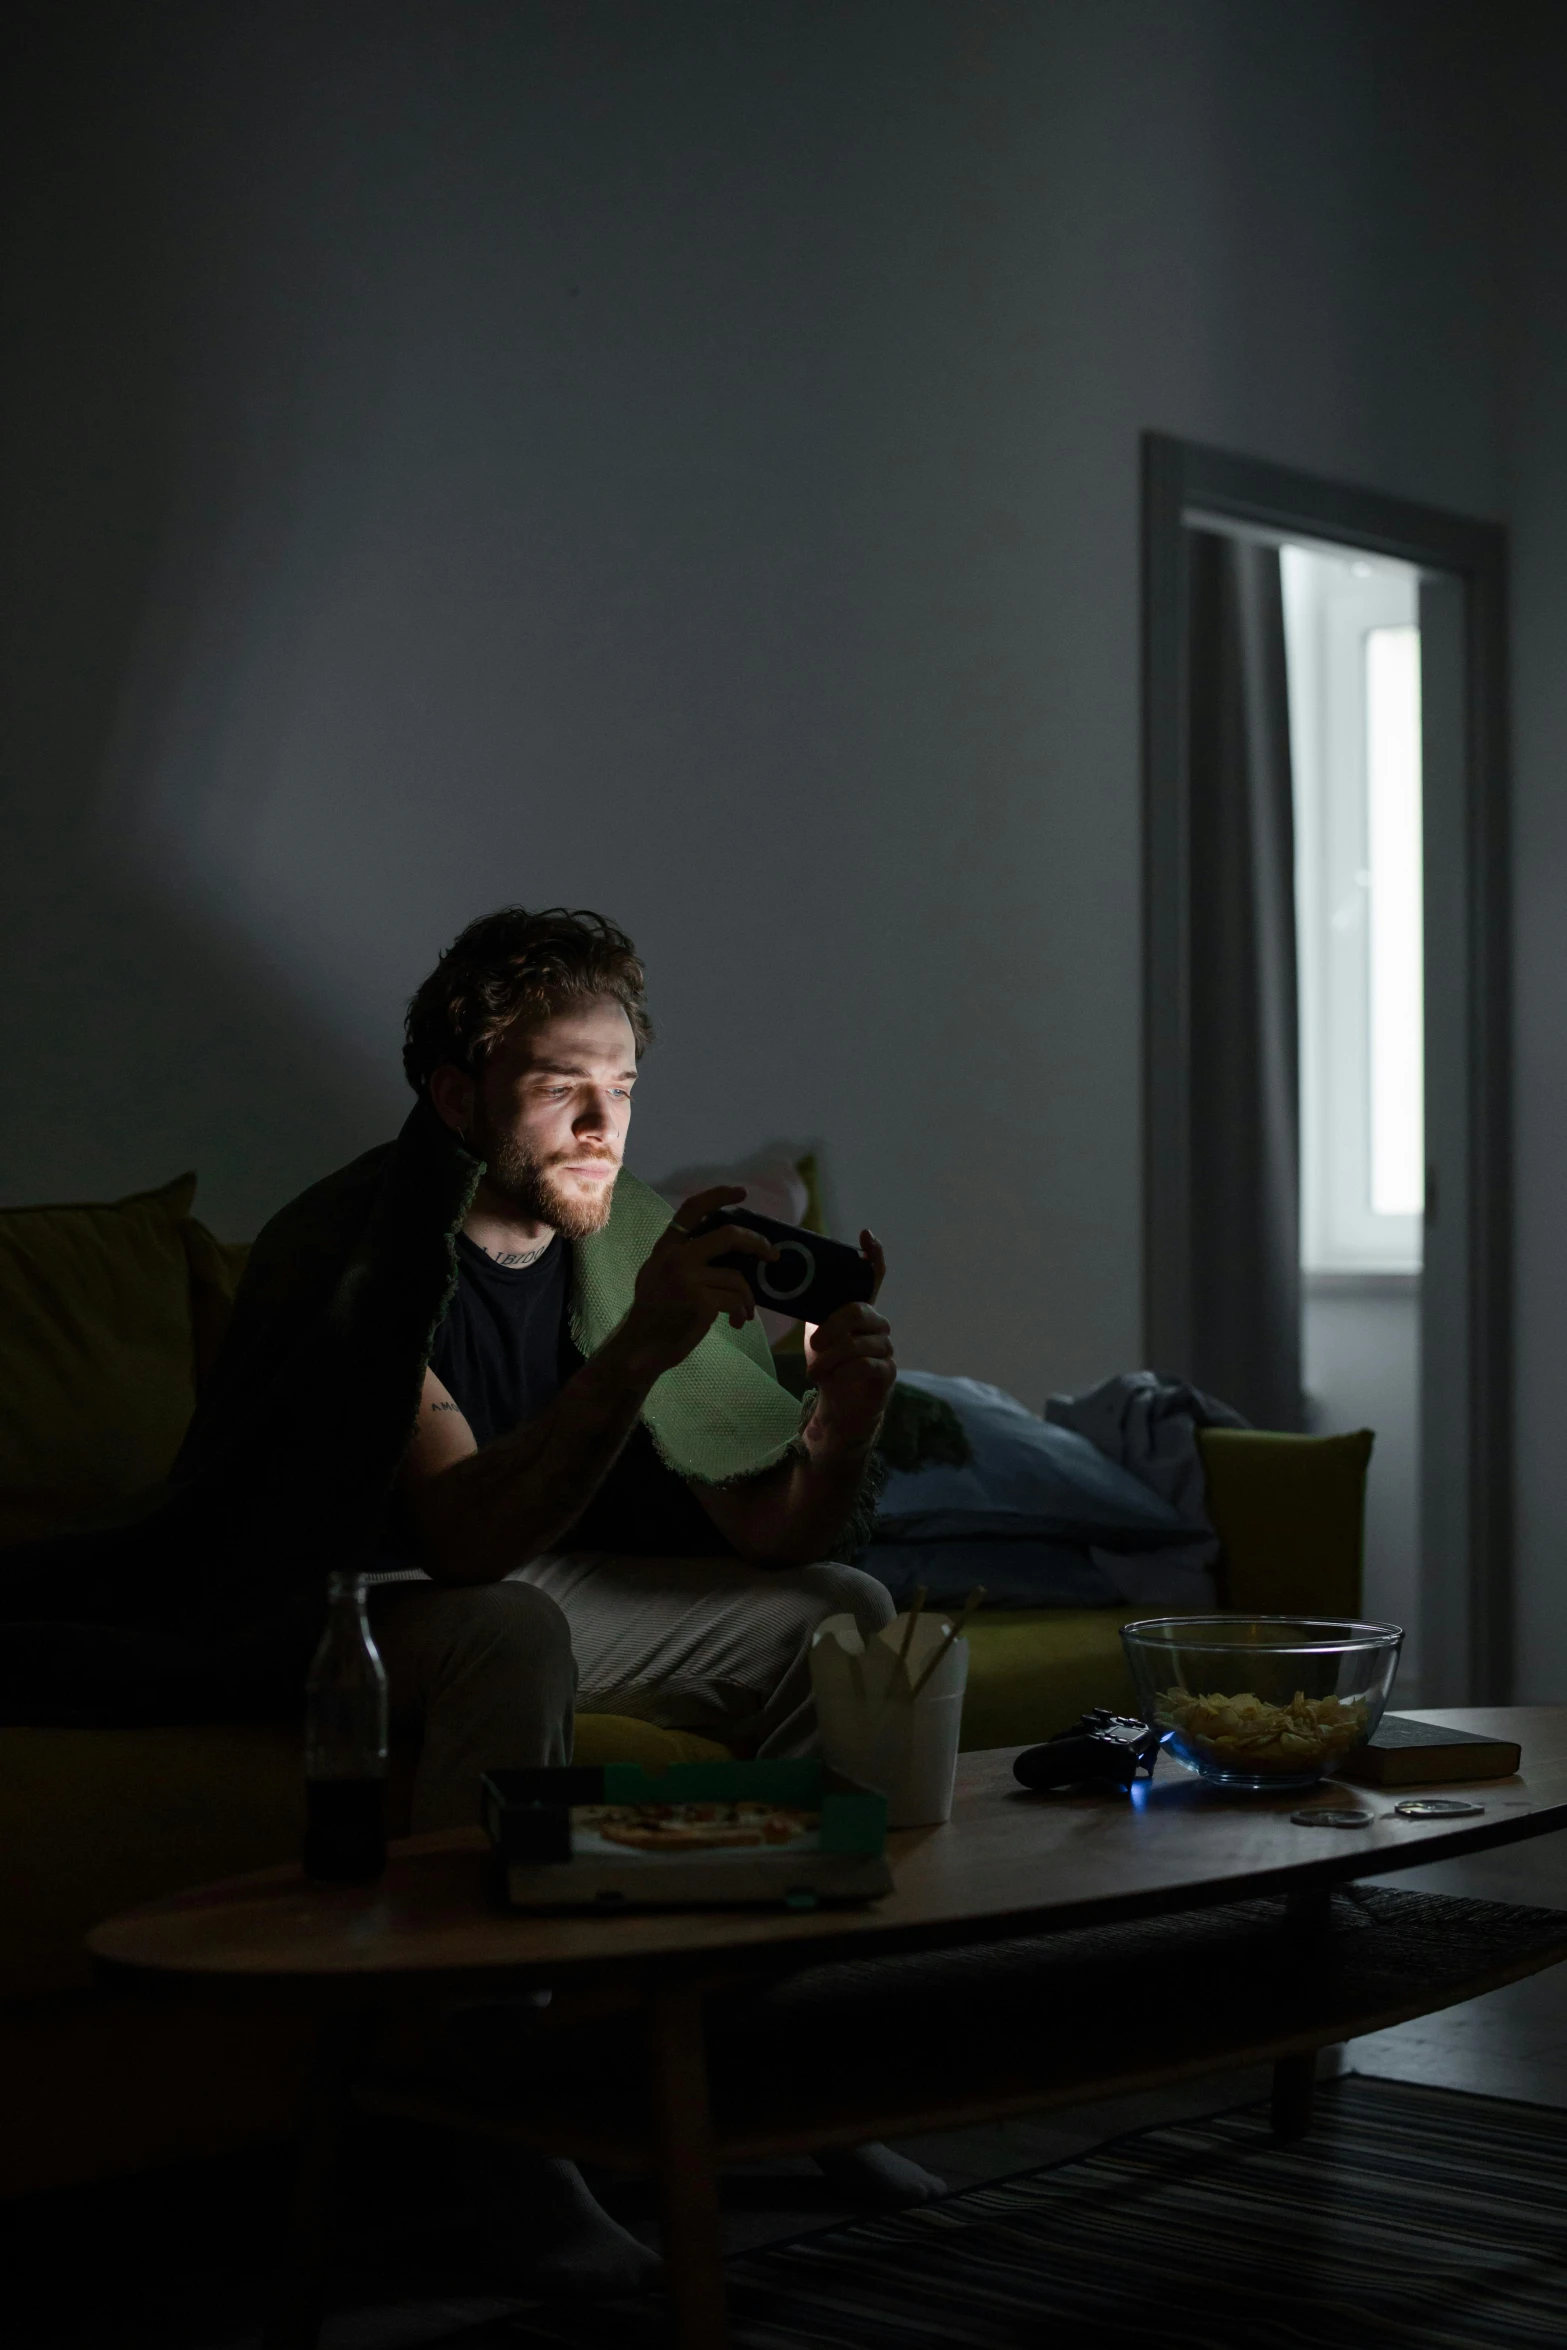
[1142,436,1509,1703]
[1283,541,1423,1688]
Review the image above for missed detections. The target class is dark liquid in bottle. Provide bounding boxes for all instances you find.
[304,1776,386,1883]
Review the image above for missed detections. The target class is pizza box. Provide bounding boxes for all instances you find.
[481,1757,893,1911]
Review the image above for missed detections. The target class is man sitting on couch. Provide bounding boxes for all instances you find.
[377,903,897,1828]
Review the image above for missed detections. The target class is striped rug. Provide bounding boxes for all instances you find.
[514,2079,1567,2349]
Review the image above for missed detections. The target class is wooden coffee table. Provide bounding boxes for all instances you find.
[89,1709,1567,2350]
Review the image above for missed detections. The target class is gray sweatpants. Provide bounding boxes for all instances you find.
[368,1554,893,1832]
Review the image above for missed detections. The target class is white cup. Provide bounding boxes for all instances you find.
[810,1609,969,1827]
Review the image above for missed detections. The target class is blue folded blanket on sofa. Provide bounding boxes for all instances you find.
[861,1372,1218,1610]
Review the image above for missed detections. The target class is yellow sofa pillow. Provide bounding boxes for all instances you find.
[0,1174,199,1546]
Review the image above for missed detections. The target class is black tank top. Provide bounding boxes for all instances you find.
[428,1233,570,1448]
[428,1232,734,1558]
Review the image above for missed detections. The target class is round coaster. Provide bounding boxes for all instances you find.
[1290,1806,1375,1828]
[1393,1796,1486,1819]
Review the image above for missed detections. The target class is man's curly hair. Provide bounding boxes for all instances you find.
[402,907,653,1095]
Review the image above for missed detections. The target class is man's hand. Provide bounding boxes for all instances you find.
[689,1229,892,1565]
[611,1185,778,1381]
[802,1230,895,1457]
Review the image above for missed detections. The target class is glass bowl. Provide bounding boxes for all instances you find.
[1121,1615,1403,1793]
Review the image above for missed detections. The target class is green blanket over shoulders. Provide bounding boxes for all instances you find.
[571,1164,804,1482]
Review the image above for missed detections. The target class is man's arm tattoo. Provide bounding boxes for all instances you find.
[430,1399,462,1414]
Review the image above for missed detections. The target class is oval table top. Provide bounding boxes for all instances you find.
[86,1708,1567,1987]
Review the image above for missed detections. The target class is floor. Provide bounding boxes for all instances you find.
[747,1823,1567,2232]
[1350,1818,1567,2102]
[9,1829,1567,2346]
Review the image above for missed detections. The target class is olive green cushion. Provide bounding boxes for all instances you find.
[0,1174,199,1546]
[960,1607,1145,1751]
[1199,1426,1372,1618]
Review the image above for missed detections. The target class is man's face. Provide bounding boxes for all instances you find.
[445,997,638,1238]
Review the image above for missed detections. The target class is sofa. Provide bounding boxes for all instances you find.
[0,1173,1372,2196]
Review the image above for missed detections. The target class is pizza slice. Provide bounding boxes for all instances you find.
[573,1800,820,1853]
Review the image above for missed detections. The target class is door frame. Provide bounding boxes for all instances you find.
[1141,431,1510,1701]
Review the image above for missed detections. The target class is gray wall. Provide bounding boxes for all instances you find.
[1503,4,1567,1701]
[2,0,1502,1419]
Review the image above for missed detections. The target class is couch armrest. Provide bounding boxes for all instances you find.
[1197,1427,1374,1618]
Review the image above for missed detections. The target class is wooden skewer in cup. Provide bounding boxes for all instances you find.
[907,1586,986,1703]
[872,1585,927,1721]
[894,1585,927,1674]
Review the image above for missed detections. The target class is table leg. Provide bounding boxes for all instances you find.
[1270,1883,1333,2139]
[646,1976,729,2350]
[264,2006,376,2350]
[1270,2049,1316,2139]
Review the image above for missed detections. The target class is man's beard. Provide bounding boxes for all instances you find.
[467,1111,619,1240]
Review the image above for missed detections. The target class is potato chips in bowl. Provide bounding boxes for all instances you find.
[1121,1616,1403,1792]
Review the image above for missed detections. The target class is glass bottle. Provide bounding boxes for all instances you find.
[303,1571,389,1883]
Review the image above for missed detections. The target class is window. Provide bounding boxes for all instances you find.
[1282,545,1424,1275]
[1366,625,1425,1218]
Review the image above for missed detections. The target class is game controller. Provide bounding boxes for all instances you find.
[1013,1709,1162,1793]
[689,1206,875,1326]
